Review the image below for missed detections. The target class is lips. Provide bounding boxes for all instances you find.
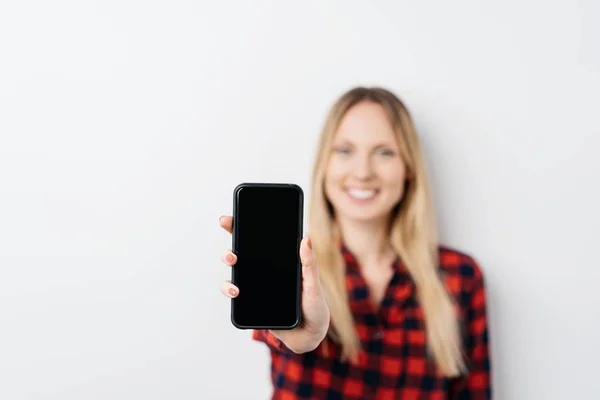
[346,188,378,200]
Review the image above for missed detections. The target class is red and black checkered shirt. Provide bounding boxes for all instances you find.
[253,245,492,399]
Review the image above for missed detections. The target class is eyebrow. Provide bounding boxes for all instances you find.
[333,140,396,149]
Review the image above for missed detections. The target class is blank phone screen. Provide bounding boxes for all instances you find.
[231,184,302,329]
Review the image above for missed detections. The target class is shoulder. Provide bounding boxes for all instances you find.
[437,245,486,294]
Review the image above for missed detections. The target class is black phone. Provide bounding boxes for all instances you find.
[231,183,303,330]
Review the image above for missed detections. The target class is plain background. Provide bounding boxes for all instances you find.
[1,0,599,399]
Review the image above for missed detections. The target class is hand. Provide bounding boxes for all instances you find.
[218,215,330,353]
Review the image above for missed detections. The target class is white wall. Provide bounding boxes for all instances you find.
[1,1,598,399]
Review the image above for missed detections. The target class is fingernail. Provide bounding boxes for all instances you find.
[228,288,237,297]
[307,236,312,250]
[226,254,234,263]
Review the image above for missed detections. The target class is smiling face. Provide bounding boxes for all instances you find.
[324,101,409,224]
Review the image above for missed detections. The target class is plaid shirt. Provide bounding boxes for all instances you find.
[253,245,492,399]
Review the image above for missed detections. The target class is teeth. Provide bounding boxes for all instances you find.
[347,189,376,199]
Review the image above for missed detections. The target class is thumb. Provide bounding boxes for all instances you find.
[299,236,320,289]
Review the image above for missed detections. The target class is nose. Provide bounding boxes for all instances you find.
[352,154,374,181]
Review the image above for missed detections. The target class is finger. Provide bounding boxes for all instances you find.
[219,215,233,234]
[221,249,237,266]
[299,236,317,269]
[299,236,319,290]
[220,280,239,298]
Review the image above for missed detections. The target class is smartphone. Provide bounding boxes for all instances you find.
[231,183,303,330]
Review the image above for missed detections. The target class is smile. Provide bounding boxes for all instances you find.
[346,188,379,201]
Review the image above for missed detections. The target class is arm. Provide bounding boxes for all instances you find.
[451,259,492,399]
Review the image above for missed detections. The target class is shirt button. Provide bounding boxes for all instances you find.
[373,330,384,340]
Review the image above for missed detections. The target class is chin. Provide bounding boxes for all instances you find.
[334,199,394,223]
[343,209,390,222]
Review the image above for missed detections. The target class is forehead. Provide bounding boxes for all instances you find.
[334,101,397,145]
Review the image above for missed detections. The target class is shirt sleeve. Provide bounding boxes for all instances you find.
[450,258,493,399]
[252,329,294,353]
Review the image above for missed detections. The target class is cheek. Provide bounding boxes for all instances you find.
[324,161,347,206]
[324,159,346,186]
[379,164,408,193]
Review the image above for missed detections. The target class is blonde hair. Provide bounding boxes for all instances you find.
[308,87,465,376]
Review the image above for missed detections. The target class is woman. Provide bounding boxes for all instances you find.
[218,87,492,399]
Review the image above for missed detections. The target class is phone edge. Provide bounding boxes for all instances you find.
[230,183,304,331]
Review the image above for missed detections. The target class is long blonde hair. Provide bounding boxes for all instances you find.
[308,86,465,376]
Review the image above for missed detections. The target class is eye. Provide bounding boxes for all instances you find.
[333,146,352,154]
[378,148,395,157]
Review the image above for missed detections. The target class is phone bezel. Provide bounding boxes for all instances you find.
[230,182,303,330]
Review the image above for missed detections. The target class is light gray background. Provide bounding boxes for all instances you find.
[1,1,599,399]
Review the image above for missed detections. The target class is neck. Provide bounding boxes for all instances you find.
[337,216,394,268]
